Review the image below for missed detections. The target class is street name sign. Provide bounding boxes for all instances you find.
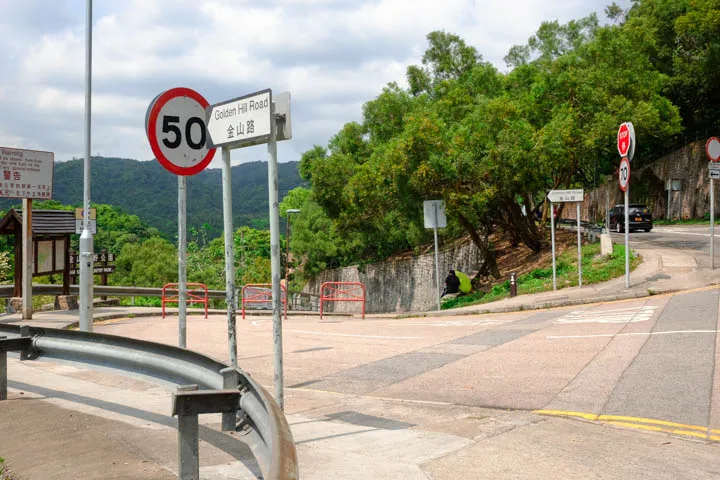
[146,87,216,176]
[0,147,54,199]
[710,162,720,179]
[547,189,584,203]
[206,89,272,149]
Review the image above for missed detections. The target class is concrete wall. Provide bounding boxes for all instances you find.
[563,141,717,222]
[303,238,484,314]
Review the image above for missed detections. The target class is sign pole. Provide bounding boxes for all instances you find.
[577,202,582,287]
[625,186,630,288]
[178,176,187,348]
[267,105,285,410]
[433,204,441,310]
[79,0,94,332]
[550,202,557,291]
[22,199,32,319]
[221,147,237,369]
[712,178,715,269]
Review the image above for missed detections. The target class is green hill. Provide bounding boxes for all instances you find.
[0,157,305,239]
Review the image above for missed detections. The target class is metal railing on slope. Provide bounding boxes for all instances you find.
[0,322,299,480]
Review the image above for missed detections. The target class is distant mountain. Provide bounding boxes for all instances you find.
[0,156,305,240]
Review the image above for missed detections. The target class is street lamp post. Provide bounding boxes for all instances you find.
[285,209,301,298]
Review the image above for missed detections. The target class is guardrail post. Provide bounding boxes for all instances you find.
[176,384,200,480]
[0,335,6,401]
[220,367,239,431]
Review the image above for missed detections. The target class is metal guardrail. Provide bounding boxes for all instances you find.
[0,322,299,480]
[0,285,323,311]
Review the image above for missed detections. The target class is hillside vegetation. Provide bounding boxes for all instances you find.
[0,157,304,240]
[281,0,719,281]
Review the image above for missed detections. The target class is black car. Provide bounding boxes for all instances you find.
[608,204,653,232]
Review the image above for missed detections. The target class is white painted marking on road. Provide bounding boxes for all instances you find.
[650,228,711,237]
[401,320,502,327]
[555,306,656,324]
[286,330,422,340]
[547,329,718,339]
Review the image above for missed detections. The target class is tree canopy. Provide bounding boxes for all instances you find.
[287,0,712,280]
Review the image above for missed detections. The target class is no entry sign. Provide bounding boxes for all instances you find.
[146,87,216,176]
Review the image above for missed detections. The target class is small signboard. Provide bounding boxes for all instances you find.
[75,207,97,234]
[0,147,54,199]
[423,200,447,229]
[547,189,584,203]
[710,162,720,179]
[206,89,272,149]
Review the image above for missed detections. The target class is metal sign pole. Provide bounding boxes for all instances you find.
[577,202,582,287]
[433,204,441,310]
[22,199,32,319]
[550,202,557,290]
[625,187,630,288]
[221,147,237,368]
[178,176,187,348]
[712,178,715,269]
[79,0,94,332]
[267,105,285,410]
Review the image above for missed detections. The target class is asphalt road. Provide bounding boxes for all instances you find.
[610,224,717,258]
[93,289,720,441]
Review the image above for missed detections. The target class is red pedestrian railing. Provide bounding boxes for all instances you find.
[319,282,366,319]
[161,283,209,319]
[241,284,287,320]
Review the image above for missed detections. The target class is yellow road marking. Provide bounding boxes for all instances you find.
[535,409,720,441]
[534,410,599,421]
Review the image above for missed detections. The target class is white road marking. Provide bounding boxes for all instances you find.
[401,320,502,327]
[286,330,422,340]
[555,306,657,324]
[547,329,718,340]
[650,228,711,237]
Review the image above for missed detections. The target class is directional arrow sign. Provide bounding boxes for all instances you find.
[547,189,584,203]
[206,89,272,149]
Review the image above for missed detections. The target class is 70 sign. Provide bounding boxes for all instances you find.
[146,88,216,176]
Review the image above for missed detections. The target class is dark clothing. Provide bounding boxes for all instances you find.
[445,272,460,295]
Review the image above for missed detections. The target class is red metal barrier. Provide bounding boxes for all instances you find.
[320,282,366,319]
[241,284,287,320]
[162,283,209,319]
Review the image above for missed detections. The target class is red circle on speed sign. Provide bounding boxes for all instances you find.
[619,157,630,192]
[617,123,630,157]
[146,87,216,176]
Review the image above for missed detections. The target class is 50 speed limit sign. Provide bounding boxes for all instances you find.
[619,157,630,192]
[146,87,216,176]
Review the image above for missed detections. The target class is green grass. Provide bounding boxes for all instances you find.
[441,243,641,309]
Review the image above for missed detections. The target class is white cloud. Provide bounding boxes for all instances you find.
[0,0,632,166]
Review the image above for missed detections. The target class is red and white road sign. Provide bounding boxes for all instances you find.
[706,137,720,162]
[617,123,631,157]
[146,87,216,176]
[619,157,630,192]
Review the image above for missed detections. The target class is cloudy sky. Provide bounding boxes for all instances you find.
[0,0,631,169]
